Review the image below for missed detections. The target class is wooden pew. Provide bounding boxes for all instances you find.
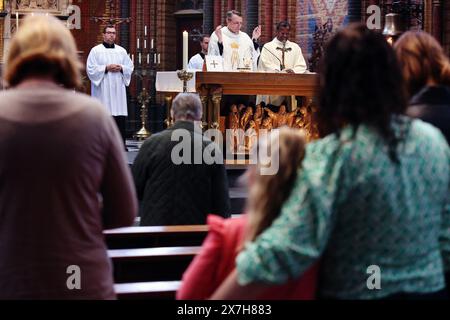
[104,225,209,249]
[109,246,200,283]
[114,281,181,300]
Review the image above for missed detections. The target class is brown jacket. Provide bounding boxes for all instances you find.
[0,83,137,299]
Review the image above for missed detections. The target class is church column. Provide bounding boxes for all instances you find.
[279,0,287,21]
[203,0,214,35]
[246,0,258,35]
[264,0,273,42]
[348,0,362,23]
[431,0,443,42]
[213,0,221,29]
[227,0,234,11]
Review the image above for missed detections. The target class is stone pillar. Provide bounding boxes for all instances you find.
[246,0,258,35]
[348,0,362,23]
[203,0,214,35]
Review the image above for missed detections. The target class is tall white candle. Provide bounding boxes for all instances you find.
[139,53,142,65]
[137,38,140,49]
[147,54,149,64]
[144,39,147,49]
[144,25,147,36]
[131,54,134,63]
[16,12,19,31]
[182,31,188,70]
[154,54,157,64]
[158,53,161,65]
[151,39,154,49]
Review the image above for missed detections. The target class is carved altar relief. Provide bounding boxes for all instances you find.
[11,0,70,15]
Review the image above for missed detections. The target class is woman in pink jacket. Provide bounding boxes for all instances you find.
[177,128,318,300]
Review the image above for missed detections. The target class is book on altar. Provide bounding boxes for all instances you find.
[205,55,224,71]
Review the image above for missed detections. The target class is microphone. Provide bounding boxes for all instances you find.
[261,45,282,71]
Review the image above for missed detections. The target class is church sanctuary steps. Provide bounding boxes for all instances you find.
[114,280,180,300]
[109,246,200,283]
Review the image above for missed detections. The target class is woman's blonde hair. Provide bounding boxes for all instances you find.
[3,15,82,89]
[394,31,450,97]
[243,127,306,246]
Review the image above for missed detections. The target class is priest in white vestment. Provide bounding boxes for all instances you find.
[208,10,261,71]
[188,35,210,71]
[257,21,307,109]
[87,25,134,148]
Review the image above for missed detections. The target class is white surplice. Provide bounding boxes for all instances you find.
[188,53,204,71]
[87,44,134,116]
[208,26,259,71]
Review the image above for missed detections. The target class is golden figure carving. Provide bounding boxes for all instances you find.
[240,106,253,130]
[264,104,296,128]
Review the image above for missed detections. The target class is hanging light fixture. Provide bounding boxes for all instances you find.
[382,13,404,45]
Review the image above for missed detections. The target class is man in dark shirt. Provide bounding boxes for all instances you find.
[132,93,231,225]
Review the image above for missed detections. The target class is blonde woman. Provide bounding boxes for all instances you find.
[177,128,318,300]
[0,16,137,299]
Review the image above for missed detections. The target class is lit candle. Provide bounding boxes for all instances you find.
[144,39,147,49]
[145,25,147,37]
[147,54,149,64]
[151,39,154,49]
[16,12,19,30]
[137,38,140,49]
[182,31,188,70]
[158,53,161,65]
[139,53,141,65]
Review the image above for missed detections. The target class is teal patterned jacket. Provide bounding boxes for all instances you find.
[237,116,450,299]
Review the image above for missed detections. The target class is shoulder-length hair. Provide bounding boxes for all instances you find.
[3,15,82,89]
[317,23,407,152]
[242,127,306,246]
[394,30,450,98]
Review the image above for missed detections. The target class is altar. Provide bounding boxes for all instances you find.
[195,71,319,138]
[156,71,319,142]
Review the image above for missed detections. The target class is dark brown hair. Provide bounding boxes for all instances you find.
[317,23,407,161]
[394,30,450,98]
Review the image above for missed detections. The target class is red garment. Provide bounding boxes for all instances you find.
[177,214,318,300]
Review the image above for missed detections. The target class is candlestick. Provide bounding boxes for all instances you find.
[182,31,188,70]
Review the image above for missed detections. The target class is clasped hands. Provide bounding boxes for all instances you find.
[106,64,122,72]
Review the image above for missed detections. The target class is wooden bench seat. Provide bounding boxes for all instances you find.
[109,246,200,283]
[114,280,181,300]
[104,225,209,249]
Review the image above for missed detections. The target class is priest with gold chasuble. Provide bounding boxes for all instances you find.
[208,10,261,71]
